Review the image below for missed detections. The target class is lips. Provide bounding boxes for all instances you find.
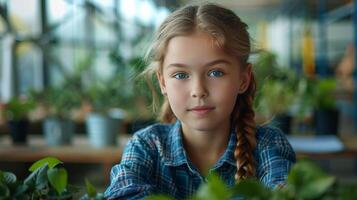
[188,106,215,116]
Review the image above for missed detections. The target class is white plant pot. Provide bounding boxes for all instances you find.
[86,113,121,147]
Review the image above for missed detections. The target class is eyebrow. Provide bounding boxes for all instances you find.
[167,59,232,68]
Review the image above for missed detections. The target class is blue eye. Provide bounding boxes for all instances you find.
[173,72,189,79]
[208,70,224,77]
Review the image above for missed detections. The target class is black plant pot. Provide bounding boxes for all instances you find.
[314,109,339,135]
[270,113,292,135]
[8,119,29,144]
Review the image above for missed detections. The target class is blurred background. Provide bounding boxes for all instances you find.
[0,0,356,194]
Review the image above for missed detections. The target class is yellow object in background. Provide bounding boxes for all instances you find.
[257,21,269,50]
[302,29,315,76]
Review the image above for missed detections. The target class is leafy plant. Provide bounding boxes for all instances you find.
[79,179,105,200]
[148,159,357,200]
[253,51,299,118]
[257,79,295,117]
[312,78,337,111]
[84,79,127,114]
[0,157,109,199]
[0,157,78,199]
[29,85,82,119]
[2,97,35,121]
[24,157,78,199]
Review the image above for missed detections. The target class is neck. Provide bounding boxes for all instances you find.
[181,121,231,175]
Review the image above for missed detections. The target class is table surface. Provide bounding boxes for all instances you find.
[1,134,357,163]
[0,134,130,164]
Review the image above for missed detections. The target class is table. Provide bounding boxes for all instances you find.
[0,134,130,181]
[1,134,357,180]
[288,135,357,159]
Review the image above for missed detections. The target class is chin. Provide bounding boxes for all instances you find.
[185,120,221,132]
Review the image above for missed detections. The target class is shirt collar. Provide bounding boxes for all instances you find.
[165,120,237,168]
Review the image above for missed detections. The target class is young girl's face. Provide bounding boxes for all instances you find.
[158,31,251,133]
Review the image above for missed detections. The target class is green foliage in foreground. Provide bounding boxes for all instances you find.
[148,159,357,200]
[1,158,356,199]
[0,157,104,200]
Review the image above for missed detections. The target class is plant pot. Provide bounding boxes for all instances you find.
[43,117,75,146]
[314,109,339,135]
[86,113,121,147]
[270,113,292,135]
[7,119,29,144]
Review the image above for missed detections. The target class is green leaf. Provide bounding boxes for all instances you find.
[85,178,97,197]
[0,182,10,198]
[24,164,49,193]
[286,159,338,199]
[35,165,49,192]
[146,195,174,200]
[299,176,335,199]
[29,157,62,172]
[0,171,4,183]
[287,159,327,186]
[47,167,68,195]
[95,193,105,200]
[3,172,17,185]
[194,174,231,200]
[14,184,29,197]
[67,184,81,194]
[232,179,271,199]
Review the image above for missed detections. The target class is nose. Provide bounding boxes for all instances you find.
[191,78,208,98]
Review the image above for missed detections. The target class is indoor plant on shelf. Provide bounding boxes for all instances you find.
[30,84,82,146]
[312,77,339,135]
[1,97,35,144]
[84,79,126,147]
[256,78,295,134]
[253,51,298,134]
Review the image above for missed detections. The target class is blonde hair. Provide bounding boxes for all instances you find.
[143,3,257,181]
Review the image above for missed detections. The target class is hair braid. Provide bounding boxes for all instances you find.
[233,74,257,181]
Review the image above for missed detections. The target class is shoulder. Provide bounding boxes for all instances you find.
[122,123,174,158]
[254,125,296,160]
[255,125,290,146]
[130,123,173,145]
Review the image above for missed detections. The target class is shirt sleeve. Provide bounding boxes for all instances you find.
[256,127,296,189]
[104,134,156,200]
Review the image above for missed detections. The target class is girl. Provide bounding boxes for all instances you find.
[105,3,295,200]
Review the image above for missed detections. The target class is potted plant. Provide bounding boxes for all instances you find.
[253,51,298,134]
[256,79,295,134]
[312,77,339,135]
[30,85,82,146]
[84,80,125,147]
[1,97,35,144]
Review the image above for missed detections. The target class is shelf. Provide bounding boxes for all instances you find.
[325,2,353,24]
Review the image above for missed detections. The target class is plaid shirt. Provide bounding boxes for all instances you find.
[105,121,296,200]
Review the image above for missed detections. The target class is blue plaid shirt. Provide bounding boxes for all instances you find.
[105,121,296,199]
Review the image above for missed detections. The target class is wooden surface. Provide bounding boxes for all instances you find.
[0,134,130,181]
[1,134,357,171]
[0,135,128,163]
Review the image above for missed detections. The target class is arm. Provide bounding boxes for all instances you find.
[104,134,156,200]
[256,127,296,189]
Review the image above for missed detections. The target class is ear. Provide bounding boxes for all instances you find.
[238,63,252,94]
[156,72,167,95]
